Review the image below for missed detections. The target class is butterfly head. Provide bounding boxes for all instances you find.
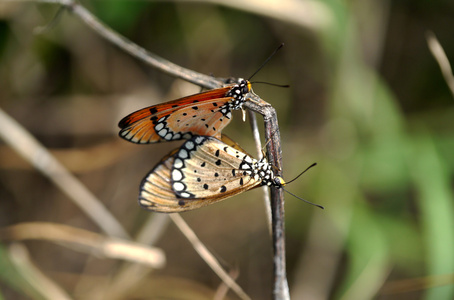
[238,78,252,94]
[226,79,252,110]
[273,176,286,188]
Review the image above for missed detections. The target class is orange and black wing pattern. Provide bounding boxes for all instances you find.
[119,79,251,144]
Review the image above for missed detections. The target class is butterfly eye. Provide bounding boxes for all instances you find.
[273,177,285,187]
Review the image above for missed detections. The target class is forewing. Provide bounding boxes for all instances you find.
[118,86,233,144]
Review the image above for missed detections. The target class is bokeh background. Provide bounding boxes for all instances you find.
[1,0,453,299]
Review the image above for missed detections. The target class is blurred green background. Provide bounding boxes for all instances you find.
[0,0,453,299]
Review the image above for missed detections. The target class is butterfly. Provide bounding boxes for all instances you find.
[138,135,287,213]
[118,79,251,144]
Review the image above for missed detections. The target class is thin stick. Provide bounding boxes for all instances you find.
[248,110,273,236]
[9,0,224,90]
[103,214,171,300]
[245,96,290,300]
[0,108,130,239]
[170,214,251,300]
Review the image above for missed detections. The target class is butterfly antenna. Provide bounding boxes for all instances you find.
[250,81,290,88]
[285,163,317,185]
[283,188,324,209]
[248,43,284,81]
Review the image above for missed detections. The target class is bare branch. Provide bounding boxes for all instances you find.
[0,108,129,239]
[248,110,273,236]
[170,214,251,300]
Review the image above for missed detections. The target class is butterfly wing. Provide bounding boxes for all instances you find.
[139,151,231,213]
[119,86,235,144]
[171,136,262,201]
[138,135,259,213]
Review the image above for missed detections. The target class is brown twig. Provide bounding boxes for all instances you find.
[0,108,130,239]
[248,110,273,235]
[247,95,289,299]
[170,214,251,300]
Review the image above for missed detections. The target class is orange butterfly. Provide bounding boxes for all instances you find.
[138,135,287,213]
[118,79,251,144]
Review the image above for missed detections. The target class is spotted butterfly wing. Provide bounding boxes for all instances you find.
[139,135,281,213]
[119,79,251,144]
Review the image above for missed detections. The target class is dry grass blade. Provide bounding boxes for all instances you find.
[0,108,129,239]
[1,222,165,268]
[426,31,454,98]
[381,274,454,294]
[8,243,73,300]
[214,267,240,300]
[170,214,251,300]
[102,214,171,300]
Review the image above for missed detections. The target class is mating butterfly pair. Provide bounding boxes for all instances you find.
[119,79,290,212]
[118,79,282,212]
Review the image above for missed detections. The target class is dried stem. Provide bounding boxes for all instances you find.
[0,108,130,239]
[248,110,273,236]
[247,95,289,299]
[1,222,165,268]
[170,214,251,300]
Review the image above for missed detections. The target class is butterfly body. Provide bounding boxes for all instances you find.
[119,79,251,144]
[139,136,284,213]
